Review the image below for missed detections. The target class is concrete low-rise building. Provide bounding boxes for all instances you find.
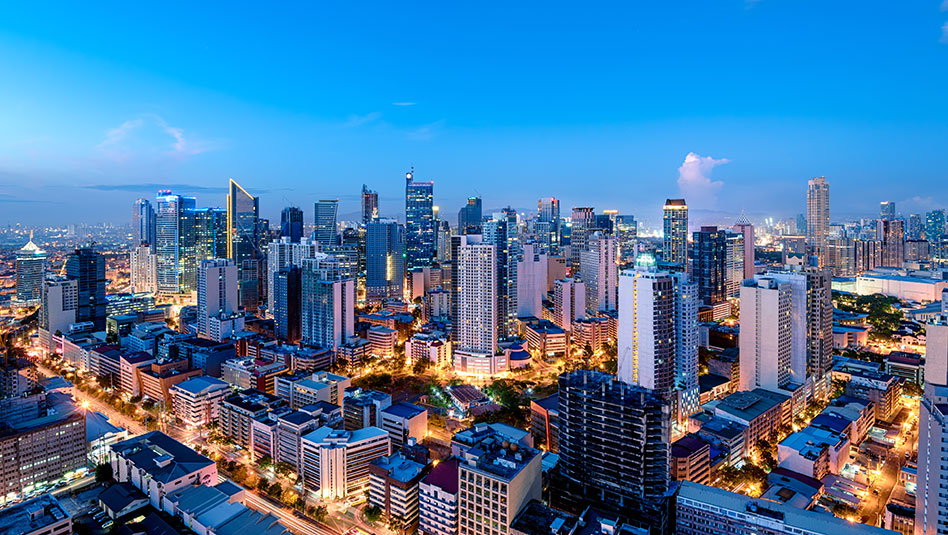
[672,434,711,485]
[419,457,460,535]
[343,387,392,430]
[0,494,73,535]
[381,402,428,449]
[368,452,431,533]
[777,425,851,479]
[171,375,231,428]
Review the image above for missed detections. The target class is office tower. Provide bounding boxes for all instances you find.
[130,243,158,294]
[579,231,617,314]
[907,213,922,240]
[920,318,948,535]
[14,233,46,306]
[0,401,85,496]
[926,209,946,243]
[555,370,670,532]
[405,169,436,270]
[273,265,301,342]
[281,206,304,243]
[314,199,339,247]
[876,218,905,267]
[156,191,196,294]
[180,207,228,293]
[806,176,830,262]
[691,226,727,306]
[569,207,595,274]
[553,278,586,330]
[366,219,405,302]
[455,239,498,356]
[39,276,78,352]
[517,243,548,318]
[739,277,793,392]
[266,237,320,315]
[724,230,744,298]
[617,256,699,424]
[537,196,561,254]
[732,212,755,279]
[803,268,834,391]
[435,219,452,263]
[362,184,379,224]
[457,430,542,535]
[457,196,482,235]
[133,198,157,247]
[484,208,520,339]
[197,259,240,342]
[301,255,354,350]
[662,199,688,267]
[825,237,855,277]
[65,247,107,330]
[615,215,637,264]
[880,200,895,220]
[300,425,391,500]
[227,178,260,269]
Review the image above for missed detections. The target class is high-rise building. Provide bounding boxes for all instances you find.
[569,207,595,274]
[739,277,794,392]
[806,176,830,263]
[14,233,46,307]
[555,369,670,532]
[553,278,585,330]
[129,243,158,294]
[0,402,86,496]
[156,191,196,294]
[484,208,519,339]
[617,255,699,425]
[39,276,78,352]
[732,212,755,279]
[915,314,948,535]
[692,226,744,305]
[65,247,107,330]
[537,197,561,254]
[267,237,320,316]
[455,237,497,356]
[314,199,339,248]
[301,255,354,350]
[907,213,923,240]
[133,198,157,247]
[362,185,379,225]
[926,209,946,243]
[196,259,241,342]
[301,426,391,500]
[516,243,548,318]
[281,206,304,243]
[458,196,482,235]
[615,214,637,264]
[273,265,301,342]
[180,207,227,293]
[876,218,904,267]
[226,179,260,272]
[405,169,436,270]
[880,200,895,220]
[662,199,688,267]
[579,231,617,314]
[366,219,405,303]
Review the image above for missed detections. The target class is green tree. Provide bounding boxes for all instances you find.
[365,504,383,523]
[95,463,114,483]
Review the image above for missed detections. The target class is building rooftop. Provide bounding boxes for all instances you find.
[0,494,69,535]
[716,388,790,423]
[672,434,709,459]
[454,422,530,448]
[463,430,540,480]
[98,482,147,514]
[172,375,229,395]
[302,425,389,446]
[810,413,851,435]
[370,452,427,483]
[698,373,730,392]
[779,426,847,460]
[87,410,125,442]
[677,480,892,534]
[110,431,214,484]
[344,387,392,406]
[422,457,460,494]
[223,389,282,413]
[532,393,559,412]
[446,384,488,404]
[382,401,426,420]
[510,500,578,535]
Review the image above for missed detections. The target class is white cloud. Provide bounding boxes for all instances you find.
[941,21,948,44]
[677,152,728,205]
[97,115,213,159]
[343,112,382,127]
[941,0,948,11]
[392,102,416,106]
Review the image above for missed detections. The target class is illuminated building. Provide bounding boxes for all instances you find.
[14,232,46,307]
[280,205,304,243]
[458,196,482,235]
[405,169,436,270]
[314,199,338,248]
[156,191,196,294]
[301,254,354,350]
[362,184,379,224]
[366,219,405,303]
[569,207,595,274]
[579,231,617,314]
[806,176,830,265]
[662,198,688,267]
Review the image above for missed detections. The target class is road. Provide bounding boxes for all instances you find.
[858,415,918,525]
[217,474,339,535]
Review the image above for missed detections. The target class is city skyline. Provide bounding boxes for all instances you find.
[2,3,948,225]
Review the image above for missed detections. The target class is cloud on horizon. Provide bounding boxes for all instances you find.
[97,114,217,161]
[677,152,728,207]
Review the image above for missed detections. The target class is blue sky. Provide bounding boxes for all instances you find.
[1,1,947,228]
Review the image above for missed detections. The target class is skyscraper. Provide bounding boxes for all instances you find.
[739,277,794,392]
[569,207,595,274]
[39,276,78,352]
[579,231,617,314]
[156,191,196,294]
[876,218,904,267]
[227,179,260,269]
[281,206,304,243]
[129,243,157,294]
[314,200,339,247]
[457,196,482,235]
[917,316,948,534]
[691,227,744,306]
[273,265,301,342]
[133,198,157,247]
[181,207,227,292]
[197,259,240,342]
[907,213,922,240]
[806,176,830,263]
[615,215,637,264]
[537,197,561,254]
[880,200,895,220]
[484,208,519,339]
[555,369,670,533]
[553,278,585,330]
[267,237,320,315]
[617,255,699,425]
[516,243,547,318]
[926,209,945,243]
[14,233,46,307]
[361,185,379,225]
[64,247,106,330]
[301,255,354,350]
[455,237,497,356]
[732,212,755,279]
[405,170,436,270]
[662,199,688,267]
[366,219,405,303]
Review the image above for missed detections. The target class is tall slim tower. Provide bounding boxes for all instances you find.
[739,277,793,391]
[732,212,755,279]
[197,258,238,339]
[361,185,379,225]
[301,255,354,350]
[537,197,561,254]
[484,208,520,339]
[156,191,196,294]
[806,176,830,263]
[64,247,107,330]
[457,196,482,235]
[917,315,948,535]
[365,219,405,303]
[227,179,260,268]
[879,200,895,220]
[15,233,46,307]
[662,199,688,267]
[455,239,498,355]
[579,231,617,314]
[569,207,595,274]
[133,198,157,247]
[281,206,304,243]
[314,200,339,248]
[405,169,435,270]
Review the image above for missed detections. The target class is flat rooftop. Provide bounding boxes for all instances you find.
[0,494,69,535]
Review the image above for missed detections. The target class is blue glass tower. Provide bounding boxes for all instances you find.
[405,169,435,271]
